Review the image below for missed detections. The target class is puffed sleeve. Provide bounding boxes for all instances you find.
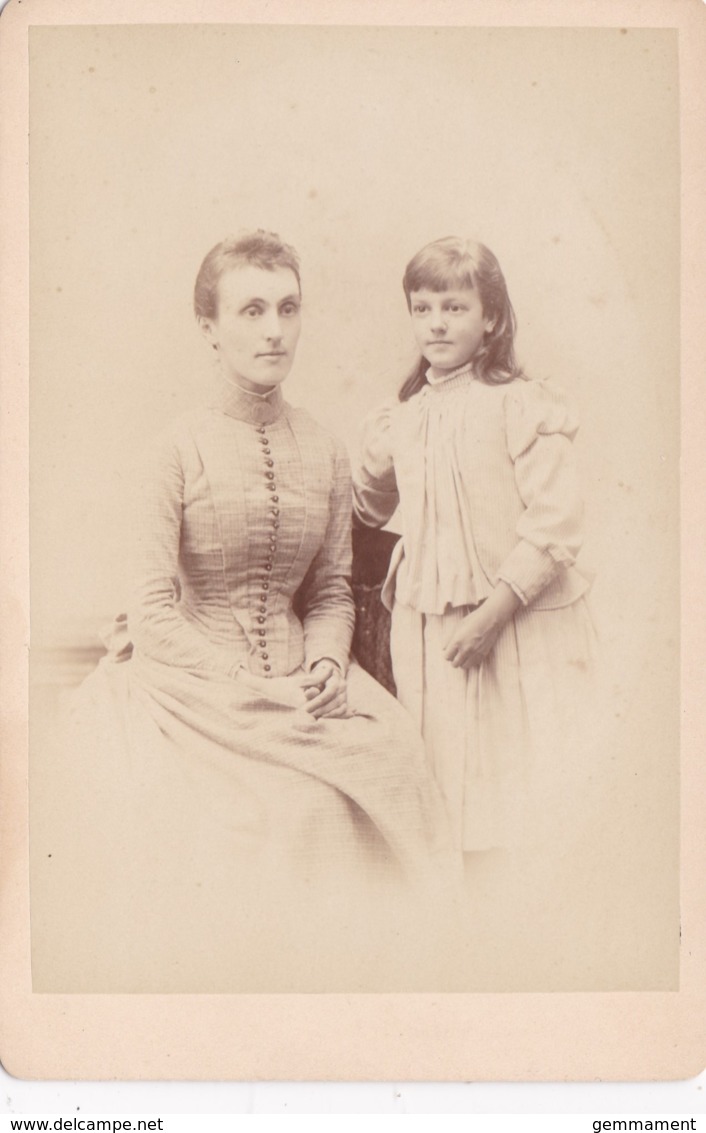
[352,403,399,528]
[296,438,355,675]
[496,380,584,605]
[127,425,242,677]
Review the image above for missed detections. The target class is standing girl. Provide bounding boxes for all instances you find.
[353,236,597,859]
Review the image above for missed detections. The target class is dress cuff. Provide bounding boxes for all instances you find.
[496,541,559,605]
[353,479,399,529]
[305,657,344,670]
[305,651,349,676]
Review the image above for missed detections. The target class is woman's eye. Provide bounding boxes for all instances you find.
[280,303,299,316]
[244,306,262,318]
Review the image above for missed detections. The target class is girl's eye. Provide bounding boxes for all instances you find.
[280,302,300,317]
[412,305,428,314]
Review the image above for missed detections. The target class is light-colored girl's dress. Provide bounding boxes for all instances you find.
[353,362,597,852]
[33,377,453,993]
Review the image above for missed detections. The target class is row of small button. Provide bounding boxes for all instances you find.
[255,423,279,675]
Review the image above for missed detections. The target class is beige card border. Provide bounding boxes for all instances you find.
[1,0,704,1082]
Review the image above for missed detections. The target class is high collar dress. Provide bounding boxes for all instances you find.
[32,377,455,993]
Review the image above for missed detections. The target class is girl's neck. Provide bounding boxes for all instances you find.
[426,359,475,386]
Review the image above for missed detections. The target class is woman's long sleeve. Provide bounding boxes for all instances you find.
[128,429,241,677]
[297,442,355,674]
[352,404,400,528]
[496,381,584,606]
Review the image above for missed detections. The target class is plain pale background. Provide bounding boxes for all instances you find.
[2,0,704,1091]
[28,18,681,990]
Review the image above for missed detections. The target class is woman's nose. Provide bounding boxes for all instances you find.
[263,312,283,340]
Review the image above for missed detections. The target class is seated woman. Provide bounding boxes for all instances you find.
[34,231,454,993]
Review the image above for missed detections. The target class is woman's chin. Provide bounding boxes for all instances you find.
[227,368,291,393]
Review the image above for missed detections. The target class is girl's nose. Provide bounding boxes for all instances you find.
[430,311,447,333]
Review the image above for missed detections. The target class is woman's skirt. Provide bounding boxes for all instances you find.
[31,651,458,992]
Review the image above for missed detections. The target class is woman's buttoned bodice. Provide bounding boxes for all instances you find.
[128,379,354,680]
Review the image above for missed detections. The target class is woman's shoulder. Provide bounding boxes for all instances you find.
[287,403,338,440]
[140,407,213,468]
[157,405,212,441]
[286,404,349,462]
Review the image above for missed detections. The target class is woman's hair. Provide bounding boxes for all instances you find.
[399,236,525,402]
[194,229,301,320]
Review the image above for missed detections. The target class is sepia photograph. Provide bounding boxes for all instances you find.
[26,16,680,995]
[1,0,704,1084]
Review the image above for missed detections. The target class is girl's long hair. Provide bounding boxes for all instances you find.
[399,237,526,402]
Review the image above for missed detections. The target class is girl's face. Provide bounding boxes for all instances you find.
[409,286,493,372]
[199,264,302,392]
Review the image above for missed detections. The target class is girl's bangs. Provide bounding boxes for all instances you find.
[407,258,478,295]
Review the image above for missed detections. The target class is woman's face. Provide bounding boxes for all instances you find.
[200,264,302,392]
[409,286,493,373]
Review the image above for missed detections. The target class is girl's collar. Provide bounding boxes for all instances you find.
[215,374,285,425]
[425,360,475,388]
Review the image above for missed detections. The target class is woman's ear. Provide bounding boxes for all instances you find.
[198,315,218,350]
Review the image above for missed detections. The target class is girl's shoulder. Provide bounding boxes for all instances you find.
[501,377,580,457]
[501,374,577,418]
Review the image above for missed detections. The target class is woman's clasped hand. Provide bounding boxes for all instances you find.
[300,659,349,718]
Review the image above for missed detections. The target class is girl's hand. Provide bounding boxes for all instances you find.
[444,606,502,669]
[444,583,522,670]
[300,659,348,719]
